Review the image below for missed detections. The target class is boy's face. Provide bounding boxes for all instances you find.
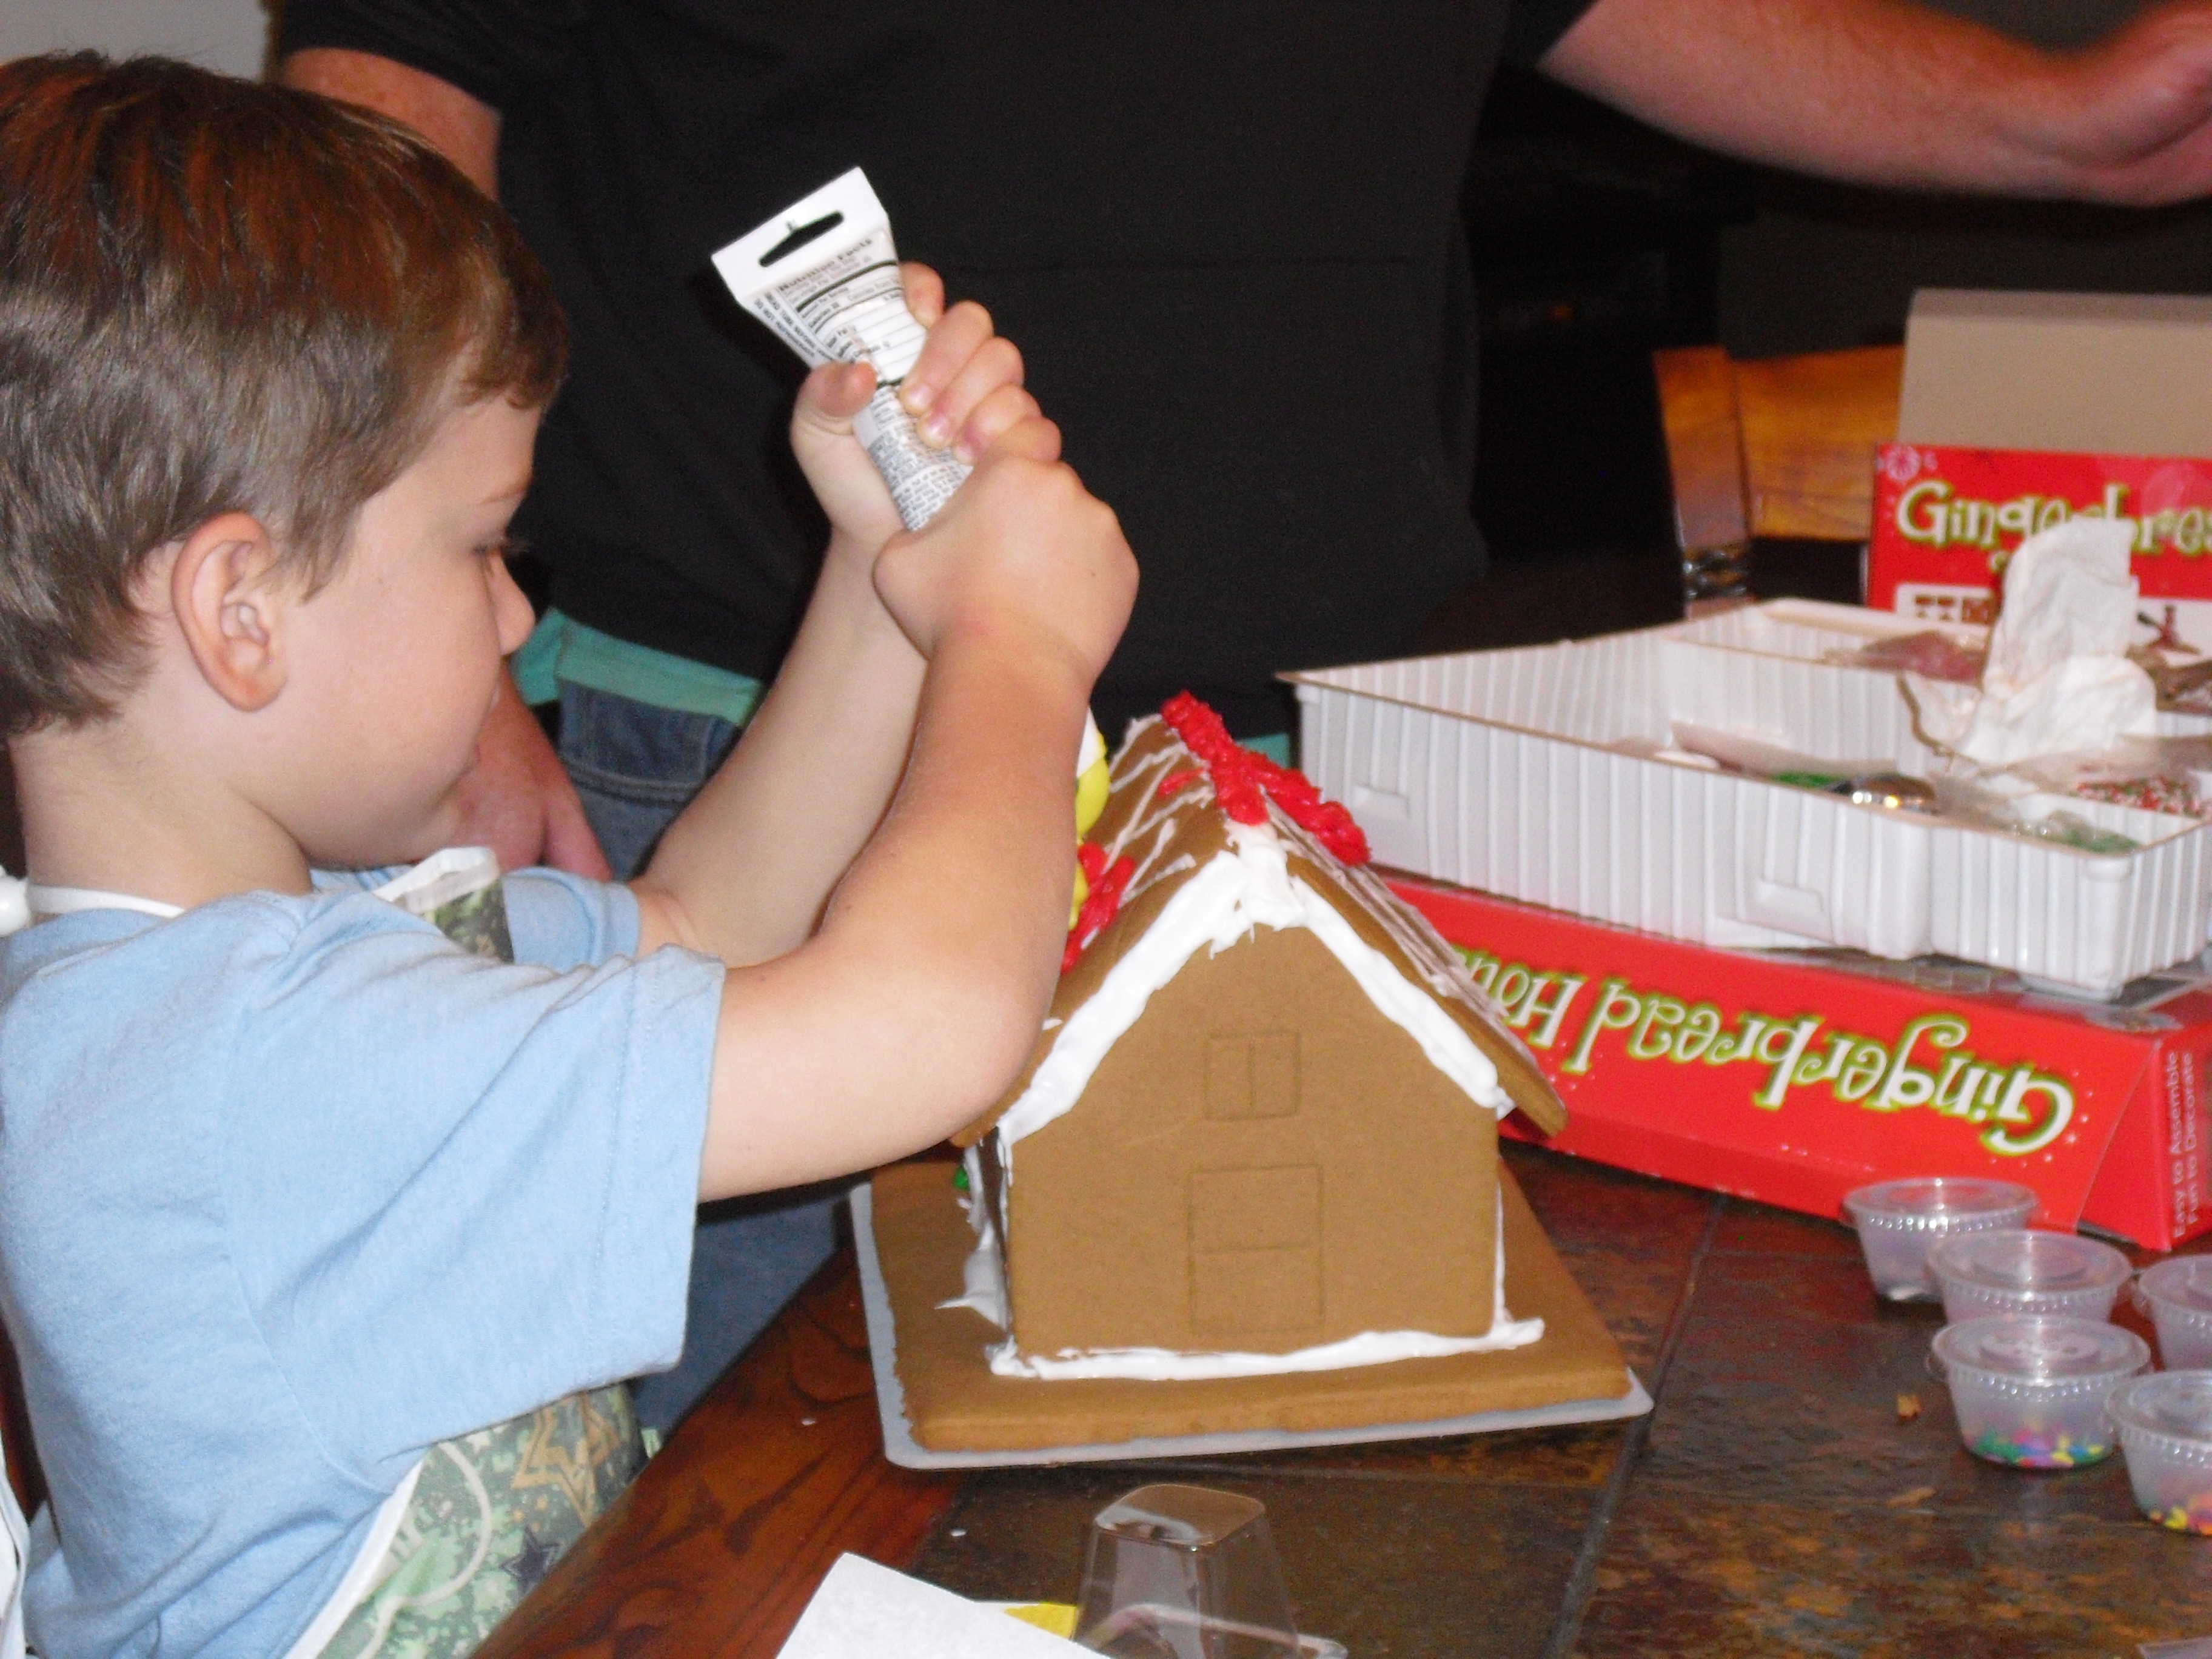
[272,395,540,868]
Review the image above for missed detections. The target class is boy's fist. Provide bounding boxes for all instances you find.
[789,265,1039,558]
[872,429,1136,688]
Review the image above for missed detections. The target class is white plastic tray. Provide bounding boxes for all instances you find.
[1289,600,2212,998]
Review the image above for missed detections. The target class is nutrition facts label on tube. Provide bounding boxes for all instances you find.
[715,172,971,531]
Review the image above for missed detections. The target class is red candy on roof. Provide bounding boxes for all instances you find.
[1063,840,1135,974]
[1159,692,1370,866]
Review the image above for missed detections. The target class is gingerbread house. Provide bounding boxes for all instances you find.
[951,697,1569,1381]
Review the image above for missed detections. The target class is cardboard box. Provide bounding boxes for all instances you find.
[1869,289,2212,649]
[1389,875,2212,1251]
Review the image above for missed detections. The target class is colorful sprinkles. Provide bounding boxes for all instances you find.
[1969,1429,2112,1469]
[2075,776,2211,821]
[2147,1499,2212,1535]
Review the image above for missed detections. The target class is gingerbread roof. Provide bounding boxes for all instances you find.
[956,702,1568,1151]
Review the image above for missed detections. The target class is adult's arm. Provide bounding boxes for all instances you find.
[279,49,499,194]
[1542,0,2212,206]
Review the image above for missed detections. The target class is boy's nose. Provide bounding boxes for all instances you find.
[489,554,535,657]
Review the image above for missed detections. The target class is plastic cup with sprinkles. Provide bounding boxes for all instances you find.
[1931,1315,2150,1469]
[2110,1372,2212,1533]
[1928,1229,2132,1325]
[2134,1258,2212,1370]
[1842,1178,2038,1302]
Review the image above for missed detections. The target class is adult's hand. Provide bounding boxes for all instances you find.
[453,670,612,877]
[1543,0,2212,206]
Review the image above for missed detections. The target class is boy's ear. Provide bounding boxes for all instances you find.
[170,512,290,713]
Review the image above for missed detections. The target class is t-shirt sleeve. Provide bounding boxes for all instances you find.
[276,0,592,114]
[502,868,642,971]
[1502,0,1604,66]
[217,894,722,1480]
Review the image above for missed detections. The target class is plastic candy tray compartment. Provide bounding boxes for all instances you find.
[1290,599,2212,997]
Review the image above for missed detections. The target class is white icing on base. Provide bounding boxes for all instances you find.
[995,818,1509,1167]
[985,1191,1542,1380]
[937,1147,1010,1329]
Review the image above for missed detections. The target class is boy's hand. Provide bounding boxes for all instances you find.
[789,265,1039,559]
[873,423,1136,686]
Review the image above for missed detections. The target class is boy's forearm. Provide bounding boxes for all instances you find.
[637,535,923,964]
[695,634,1086,1198]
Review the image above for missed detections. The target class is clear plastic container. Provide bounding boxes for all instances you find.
[1842,1178,2039,1301]
[1931,1315,2149,1468]
[2110,1372,2212,1532]
[2134,1258,2212,1370]
[1071,1484,1345,1659]
[1928,1229,2132,1324]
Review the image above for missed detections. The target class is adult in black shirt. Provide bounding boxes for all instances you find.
[280,0,2212,866]
[279,0,2212,1427]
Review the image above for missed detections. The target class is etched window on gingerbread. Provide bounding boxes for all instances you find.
[1203,1031,1300,1122]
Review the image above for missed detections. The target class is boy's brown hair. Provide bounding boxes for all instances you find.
[0,54,566,738]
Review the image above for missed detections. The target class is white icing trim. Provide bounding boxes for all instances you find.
[279,1458,424,1659]
[937,1148,1009,1329]
[987,1191,1542,1380]
[996,820,1509,1162]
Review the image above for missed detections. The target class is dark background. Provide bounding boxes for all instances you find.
[1448,0,2212,652]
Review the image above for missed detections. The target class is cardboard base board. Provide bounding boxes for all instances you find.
[858,1161,1640,1466]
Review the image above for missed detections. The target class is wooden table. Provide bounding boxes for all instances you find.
[483,1144,2212,1658]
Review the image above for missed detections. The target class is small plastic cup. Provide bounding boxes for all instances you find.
[1927,1229,2132,1324]
[2110,1372,2212,1533]
[1842,1178,2038,1301]
[2134,1258,2212,1370]
[1931,1314,2149,1468]
[1072,1484,1343,1659]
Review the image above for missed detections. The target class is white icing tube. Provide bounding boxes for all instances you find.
[715,173,1101,781]
[713,169,969,531]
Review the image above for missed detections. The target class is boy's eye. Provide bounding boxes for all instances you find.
[477,534,526,562]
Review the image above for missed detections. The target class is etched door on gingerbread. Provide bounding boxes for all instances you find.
[1189,1030,1323,1343]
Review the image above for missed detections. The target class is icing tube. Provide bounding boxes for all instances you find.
[716,171,1102,885]
[714,169,969,531]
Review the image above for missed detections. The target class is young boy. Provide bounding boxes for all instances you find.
[0,52,1133,1659]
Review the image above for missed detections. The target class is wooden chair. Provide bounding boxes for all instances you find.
[1651,344,1903,609]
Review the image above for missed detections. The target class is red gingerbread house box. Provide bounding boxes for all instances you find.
[951,698,1570,1380]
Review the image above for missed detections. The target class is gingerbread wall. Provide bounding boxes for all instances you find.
[1004,924,1500,1358]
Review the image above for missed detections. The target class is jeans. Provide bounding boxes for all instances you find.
[557,683,842,1435]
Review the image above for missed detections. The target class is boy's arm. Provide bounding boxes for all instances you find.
[634,273,1037,965]
[694,424,1134,1198]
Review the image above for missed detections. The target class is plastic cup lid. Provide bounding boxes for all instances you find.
[1932,1315,2148,1384]
[1926,1229,2130,1295]
[2109,1372,2212,1443]
[1842,1178,2037,1230]
[2137,1256,2212,1314]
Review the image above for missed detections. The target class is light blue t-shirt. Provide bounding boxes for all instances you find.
[0,870,725,1658]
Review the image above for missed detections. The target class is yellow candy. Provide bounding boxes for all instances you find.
[1071,713,1109,929]
[1076,716,1110,836]
[1004,1604,1080,1638]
